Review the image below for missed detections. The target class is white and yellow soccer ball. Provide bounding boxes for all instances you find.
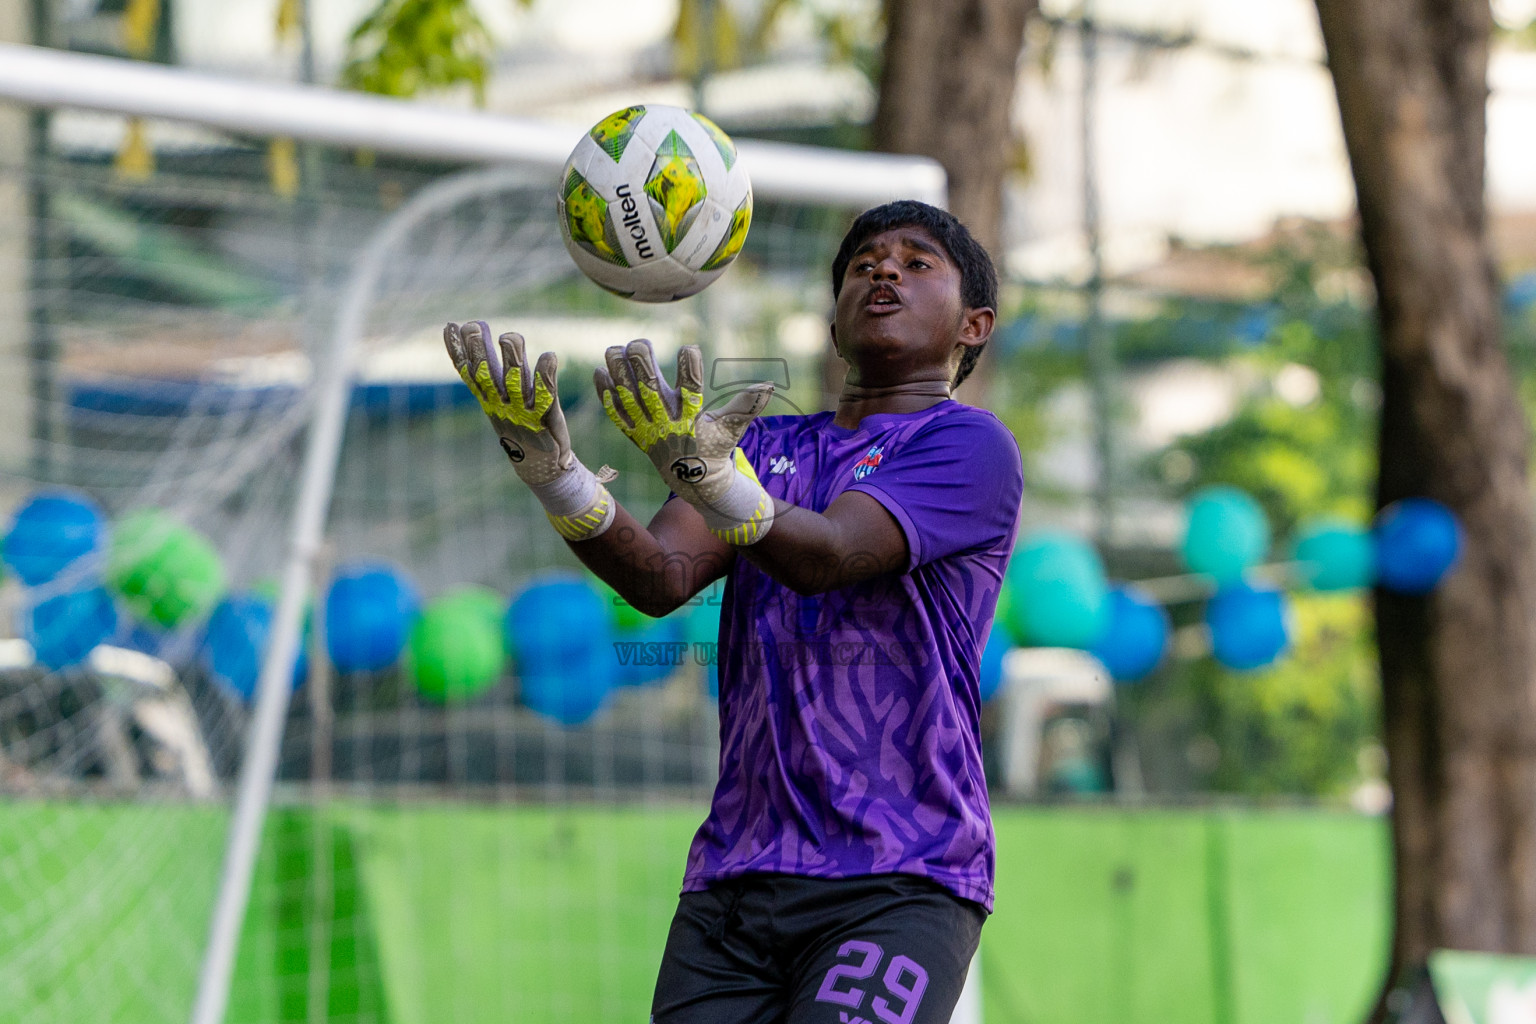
[558,104,753,303]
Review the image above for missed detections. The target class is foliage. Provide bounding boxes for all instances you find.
[1115,237,1383,799]
[670,0,882,82]
[341,0,505,103]
[1179,594,1379,797]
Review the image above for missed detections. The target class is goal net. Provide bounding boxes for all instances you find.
[0,46,942,1024]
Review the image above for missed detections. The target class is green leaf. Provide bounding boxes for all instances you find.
[341,0,492,104]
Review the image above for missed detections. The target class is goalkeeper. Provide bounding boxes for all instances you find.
[445,200,1023,1024]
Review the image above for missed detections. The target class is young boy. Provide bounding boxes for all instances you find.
[444,200,1023,1024]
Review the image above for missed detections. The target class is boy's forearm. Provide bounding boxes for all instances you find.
[736,497,907,596]
[566,502,731,617]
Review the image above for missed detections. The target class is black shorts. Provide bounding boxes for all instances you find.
[651,873,986,1024]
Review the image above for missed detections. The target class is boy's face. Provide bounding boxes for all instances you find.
[831,226,992,387]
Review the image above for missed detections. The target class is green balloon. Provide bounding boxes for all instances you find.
[995,582,1025,646]
[1006,532,1109,649]
[595,578,650,632]
[108,509,226,628]
[407,588,506,703]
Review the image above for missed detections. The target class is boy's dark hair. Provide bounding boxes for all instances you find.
[830,200,998,387]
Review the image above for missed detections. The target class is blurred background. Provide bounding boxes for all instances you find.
[2,0,1534,1021]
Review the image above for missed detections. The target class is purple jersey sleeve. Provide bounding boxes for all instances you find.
[847,412,1024,571]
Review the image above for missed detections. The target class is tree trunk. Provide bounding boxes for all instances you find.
[1313,0,1536,1009]
[851,0,1033,404]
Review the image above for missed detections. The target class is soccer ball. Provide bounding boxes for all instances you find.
[557,104,753,302]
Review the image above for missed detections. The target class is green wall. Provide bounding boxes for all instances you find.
[0,802,1390,1024]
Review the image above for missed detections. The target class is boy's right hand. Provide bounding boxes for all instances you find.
[443,320,574,487]
[444,320,616,541]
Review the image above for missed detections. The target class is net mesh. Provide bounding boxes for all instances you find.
[0,103,857,1024]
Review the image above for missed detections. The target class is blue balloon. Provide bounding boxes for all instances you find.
[614,616,685,687]
[203,595,270,699]
[1375,498,1461,594]
[1006,532,1109,649]
[1182,487,1270,582]
[978,626,1011,702]
[202,594,309,700]
[4,492,106,586]
[1292,520,1376,591]
[28,586,118,670]
[1091,586,1170,682]
[1206,582,1289,671]
[507,576,616,725]
[324,563,418,672]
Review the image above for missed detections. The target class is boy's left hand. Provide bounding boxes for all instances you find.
[595,339,776,545]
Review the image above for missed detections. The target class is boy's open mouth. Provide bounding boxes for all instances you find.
[865,284,901,312]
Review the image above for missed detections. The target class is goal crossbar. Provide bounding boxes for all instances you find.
[0,42,948,208]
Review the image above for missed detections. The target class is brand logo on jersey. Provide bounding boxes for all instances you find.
[499,438,525,464]
[671,456,707,483]
[769,455,796,476]
[852,444,884,481]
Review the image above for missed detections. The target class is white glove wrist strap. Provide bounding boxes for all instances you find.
[692,468,773,545]
[527,461,616,541]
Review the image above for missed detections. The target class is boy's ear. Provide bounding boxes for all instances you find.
[959,307,995,348]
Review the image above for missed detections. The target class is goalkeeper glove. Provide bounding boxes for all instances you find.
[594,339,774,545]
[443,320,616,541]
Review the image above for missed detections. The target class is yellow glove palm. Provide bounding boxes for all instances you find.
[595,339,775,545]
[444,321,614,541]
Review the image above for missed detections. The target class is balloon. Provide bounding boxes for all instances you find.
[1182,487,1270,582]
[614,616,684,687]
[1005,532,1109,649]
[1292,520,1375,591]
[1375,498,1461,594]
[324,563,419,672]
[596,579,651,633]
[506,575,615,725]
[407,587,506,703]
[684,591,723,699]
[108,510,226,628]
[995,583,1024,645]
[978,626,1011,702]
[1206,582,1290,671]
[28,586,118,670]
[202,593,308,700]
[4,491,105,586]
[1091,586,1170,682]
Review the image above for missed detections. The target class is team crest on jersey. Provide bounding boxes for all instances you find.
[852,444,884,481]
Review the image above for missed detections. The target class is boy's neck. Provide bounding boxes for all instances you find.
[833,379,952,429]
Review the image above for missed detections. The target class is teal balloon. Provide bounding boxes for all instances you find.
[1005,532,1109,649]
[684,591,723,699]
[1182,487,1270,582]
[1292,520,1375,591]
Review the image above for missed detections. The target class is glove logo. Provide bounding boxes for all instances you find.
[500,438,526,464]
[671,456,707,483]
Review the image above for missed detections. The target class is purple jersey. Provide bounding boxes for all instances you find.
[682,400,1024,911]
